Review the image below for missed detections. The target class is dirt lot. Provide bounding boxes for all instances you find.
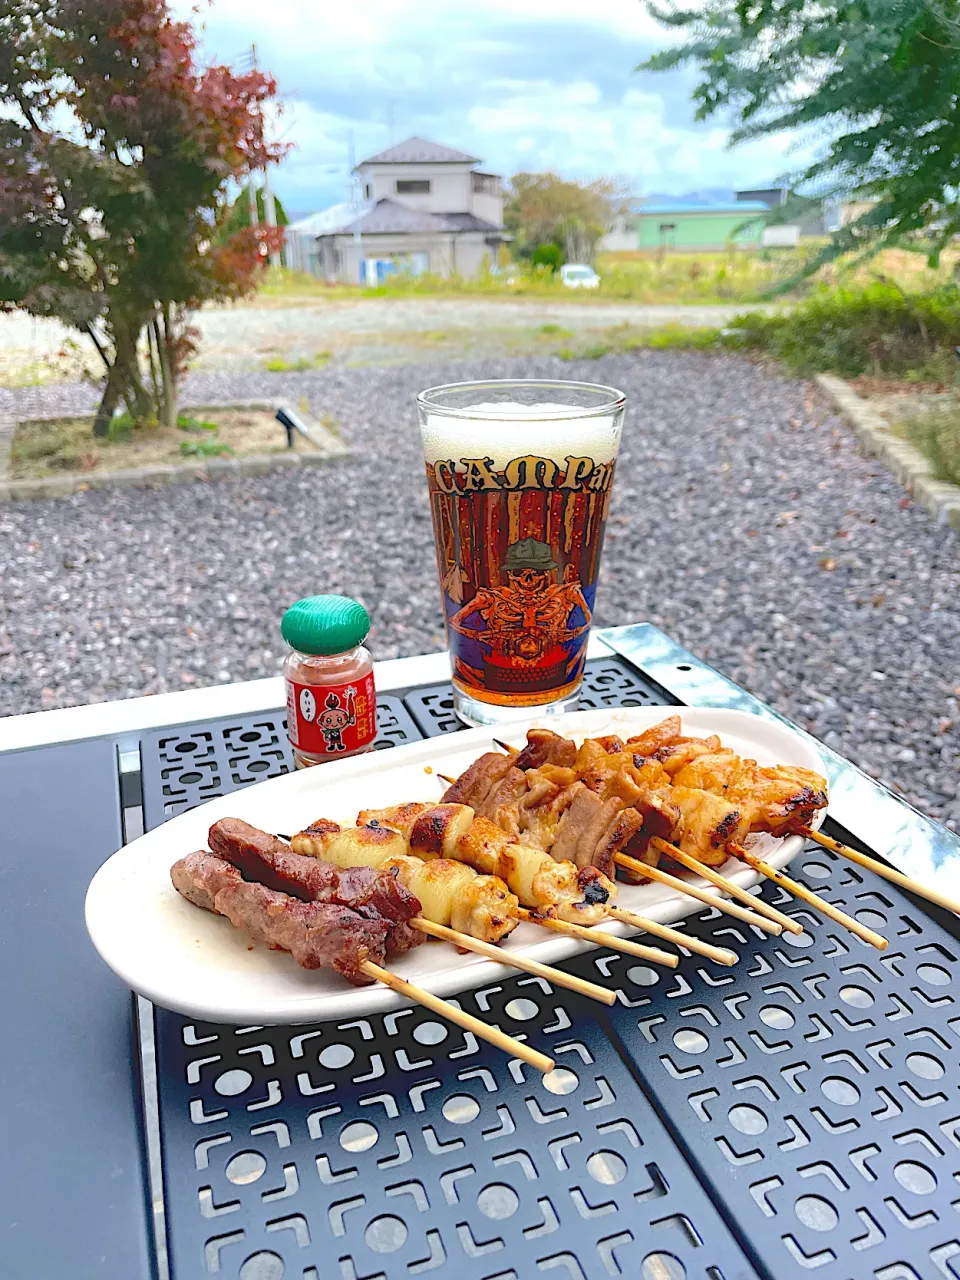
[9,407,318,479]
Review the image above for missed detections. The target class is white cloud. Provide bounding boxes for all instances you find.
[172,0,815,210]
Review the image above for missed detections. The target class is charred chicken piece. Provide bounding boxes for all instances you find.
[440,753,515,807]
[623,715,683,757]
[358,802,476,860]
[170,851,390,984]
[514,728,578,771]
[455,815,616,924]
[295,810,518,944]
[380,853,519,943]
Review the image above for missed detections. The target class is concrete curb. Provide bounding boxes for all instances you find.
[816,373,960,532]
[0,398,350,502]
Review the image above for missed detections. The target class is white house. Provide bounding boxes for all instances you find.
[286,137,507,283]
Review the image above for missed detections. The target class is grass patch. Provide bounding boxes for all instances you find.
[897,403,960,486]
[538,322,573,337]
[256,247,960,307]
[555,324,729,361]
[262,351,333,372]
[10,407,317,480]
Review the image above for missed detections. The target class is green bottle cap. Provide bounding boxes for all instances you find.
[281,595,370,656]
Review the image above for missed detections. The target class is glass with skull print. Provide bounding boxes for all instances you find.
[417,380,626,726]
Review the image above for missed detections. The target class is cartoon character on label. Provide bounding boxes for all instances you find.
[448,538,591,670]
[316,686,357,752]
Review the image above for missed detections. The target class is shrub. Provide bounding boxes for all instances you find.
[732,283,960,376]
[530,243,564,272]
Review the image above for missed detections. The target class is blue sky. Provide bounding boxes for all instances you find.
[178,0,808,215]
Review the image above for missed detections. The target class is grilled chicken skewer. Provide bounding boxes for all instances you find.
[483,727,889,952]
[357,802,617,926]
[288,820,615,1005]
[443,737,779,934]
[432,780,741,965]
[353,801,679,969]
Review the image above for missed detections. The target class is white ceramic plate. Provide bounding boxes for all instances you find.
[86,707,825,1024]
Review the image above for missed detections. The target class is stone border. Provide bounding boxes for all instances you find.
[0,398,349,501]
[816,373,960,532]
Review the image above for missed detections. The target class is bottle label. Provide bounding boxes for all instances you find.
[285,672,377,756]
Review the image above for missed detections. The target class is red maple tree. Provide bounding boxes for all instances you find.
[0,0,288,432]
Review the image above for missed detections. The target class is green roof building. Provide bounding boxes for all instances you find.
[636,201,768,251]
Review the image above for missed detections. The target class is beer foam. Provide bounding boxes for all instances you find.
[421,401,622,469]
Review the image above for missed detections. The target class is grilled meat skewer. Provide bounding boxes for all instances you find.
[208,818,424,955]
[171,851,392,984]
[358,802,616,925]
[290,818,519,944]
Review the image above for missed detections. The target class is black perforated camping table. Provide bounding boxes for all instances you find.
[3,623,959,1280]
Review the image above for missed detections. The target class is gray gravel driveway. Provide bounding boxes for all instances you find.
[1,352,958,829]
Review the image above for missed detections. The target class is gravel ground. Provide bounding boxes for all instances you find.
[0,296,782,381]
[2,352,958,829]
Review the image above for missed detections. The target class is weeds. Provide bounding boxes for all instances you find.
[179,438,235,458]
[262,352,333,372]
[898,404,960,485]
[731,283,960,377]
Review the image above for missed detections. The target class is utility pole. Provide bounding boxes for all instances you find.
[349,132,365,286]
[249,43,282,269]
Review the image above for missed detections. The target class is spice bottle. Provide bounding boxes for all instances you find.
[281,595,377,768]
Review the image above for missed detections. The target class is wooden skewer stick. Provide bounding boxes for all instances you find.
[412,918,616,1005]
[492,739,518,755]
[606,905,738,966]
[803,827,960,918]
[728,844,888,951]
[651,839,803,935]
[616,852,782,935]
[361,960,556,1073]
[518,907,679,968]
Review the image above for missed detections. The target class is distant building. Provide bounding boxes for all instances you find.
[598,212,640,253]
[286,137,507,283]
[636,201,768,251]
[736,187,825,239]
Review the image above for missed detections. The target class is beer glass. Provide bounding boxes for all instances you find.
[417,379,626,726]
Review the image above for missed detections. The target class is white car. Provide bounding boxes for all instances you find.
[560,263,600,289]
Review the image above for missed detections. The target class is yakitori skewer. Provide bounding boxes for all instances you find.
[650,839,801,934]
[477,750,789,936]
[412,918,616,1005]
[617,849,782,935]
[173,845,555,1071]
[727,843,888,950]
[802,827,960,917]
[361,961,555,1072]
[270,820,615,1005]
[517,907,679,967]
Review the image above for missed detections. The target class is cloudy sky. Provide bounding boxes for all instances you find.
[177,0,807,215]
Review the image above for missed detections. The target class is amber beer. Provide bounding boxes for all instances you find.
[417,380,626,726]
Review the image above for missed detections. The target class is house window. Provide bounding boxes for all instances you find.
[396,179,430,194]
[471,172,499,195]
[363,183,371,199]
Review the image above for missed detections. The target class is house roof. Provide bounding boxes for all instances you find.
[311,199,505,238]
[640,201,768,215]
[441,211,503,233]
[286,202,374,235]
[357,136,481,166]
